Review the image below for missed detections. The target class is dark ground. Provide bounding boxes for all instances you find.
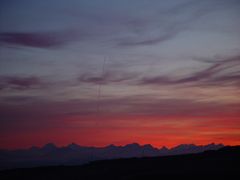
[0,146,239,180]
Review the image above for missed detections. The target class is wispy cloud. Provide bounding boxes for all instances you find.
[0,30,82,49]
[78,71,137,85]
[117,29,179,47]
[139,55,240,87]
[0,76,45,90]
[116,0,220,47]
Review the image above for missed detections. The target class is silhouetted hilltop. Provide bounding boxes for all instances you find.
[0,143,224,170]
[0,146,239,180]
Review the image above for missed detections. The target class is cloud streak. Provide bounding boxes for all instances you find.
[139,55,240,87]
[0,30,82,49]
[78,71,137,85]
[0,76,45,90]
[116,0,220,47]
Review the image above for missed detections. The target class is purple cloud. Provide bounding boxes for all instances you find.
[0,76,45,90]
[117,31,179,47]
[78,71,137,85]
[0,31,80,49]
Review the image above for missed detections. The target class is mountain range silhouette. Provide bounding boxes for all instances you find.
[0,143,224,170]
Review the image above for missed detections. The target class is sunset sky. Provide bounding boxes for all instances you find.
[0,0,240,149]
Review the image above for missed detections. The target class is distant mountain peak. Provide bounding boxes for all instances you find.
[69,142,78,145]
[160,146,169,150]
[42,143,57,150]
[67,143,81,149]
[125,143,140,147]
[106,144,117,148]
[29,146,39,151]
[177,143,196,147]
[204,143,224,148]
[142,144,153,149]
[172,144,196,149]
[124,143,140,148]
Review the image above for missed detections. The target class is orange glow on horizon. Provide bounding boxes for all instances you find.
[1,114,239,150]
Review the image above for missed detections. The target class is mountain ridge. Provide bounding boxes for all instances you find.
[4,142,223,151]
[0,142,224,170]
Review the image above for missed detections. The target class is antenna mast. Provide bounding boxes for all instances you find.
[97,57,106,115]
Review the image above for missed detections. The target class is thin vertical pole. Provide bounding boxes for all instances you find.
[97,57,106,115]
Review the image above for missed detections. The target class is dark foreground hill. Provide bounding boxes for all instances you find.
[0,146,239,180]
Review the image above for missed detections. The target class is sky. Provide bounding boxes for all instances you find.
[0,0,240,149]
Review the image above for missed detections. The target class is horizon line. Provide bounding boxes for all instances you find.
[1,142,229,151]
